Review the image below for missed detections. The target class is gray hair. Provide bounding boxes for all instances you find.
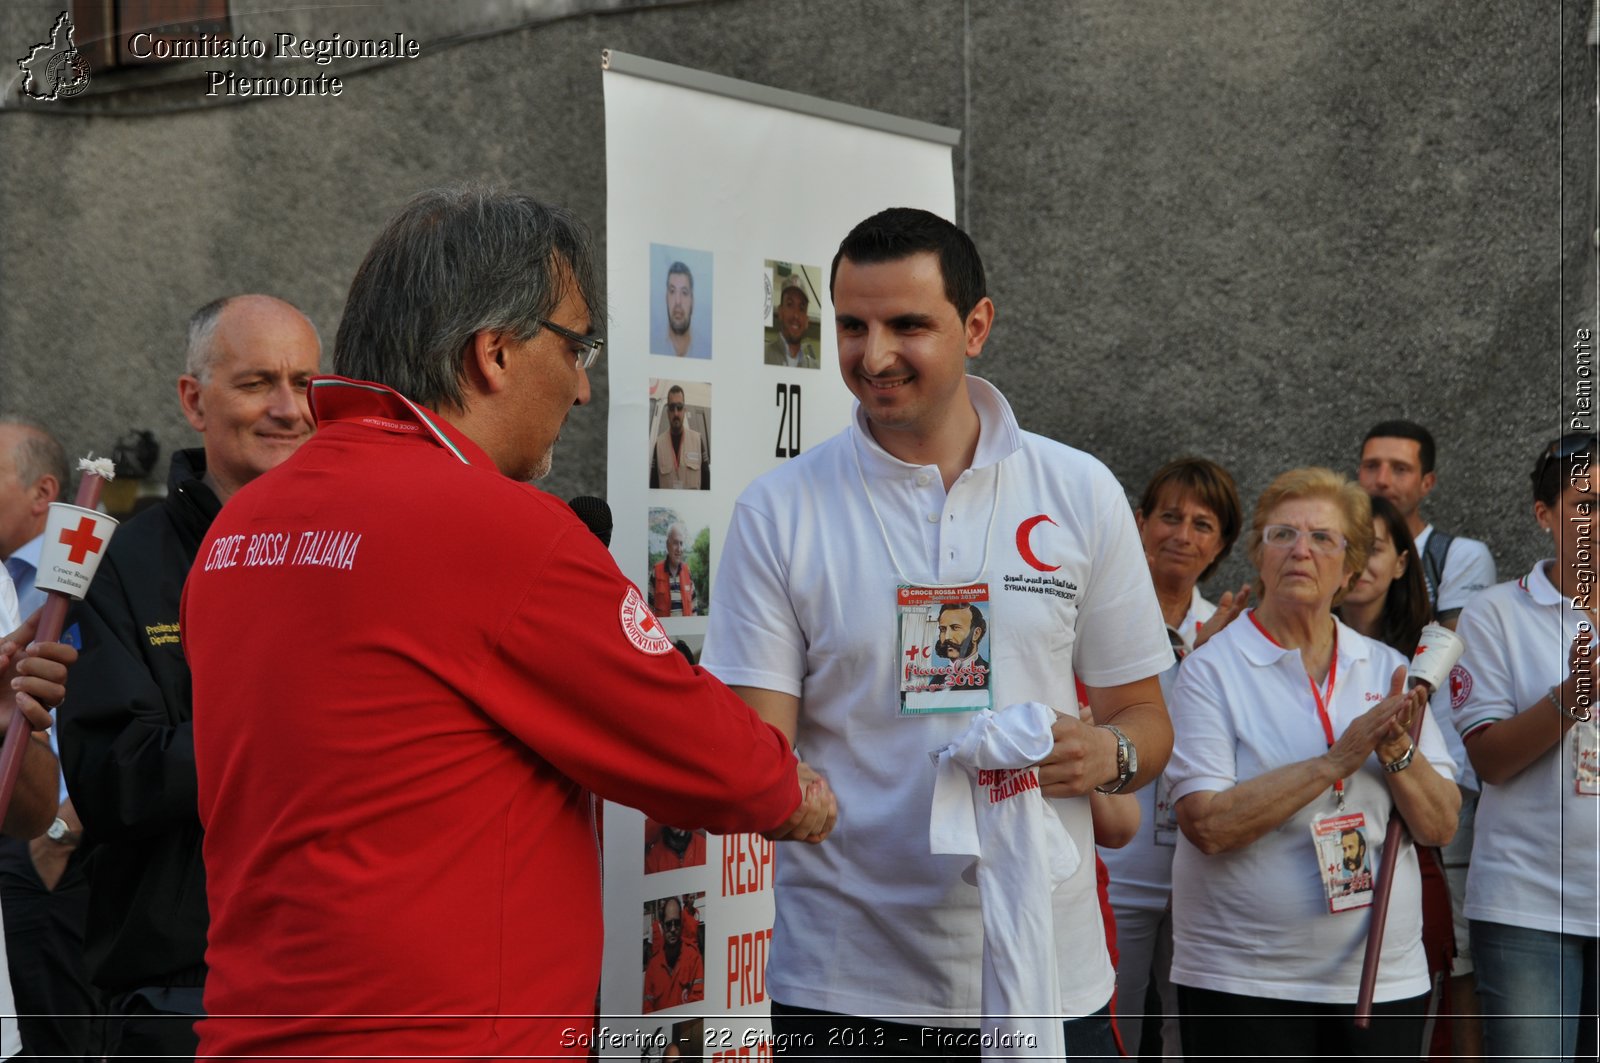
[333,185,602,410]
[185,296,232,381]
[0,417,69,499]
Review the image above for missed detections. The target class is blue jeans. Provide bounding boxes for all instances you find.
[1470,919,1599,1063]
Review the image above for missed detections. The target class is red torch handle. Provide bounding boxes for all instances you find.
[0,471,107,833]
[1354,694,1430,1027]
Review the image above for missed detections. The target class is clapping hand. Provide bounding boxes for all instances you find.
[1326,666,1425,778]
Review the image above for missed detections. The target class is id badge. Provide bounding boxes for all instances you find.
[1153,774,1179,847]
[1311,812,1375,914]
[1575,721,1600,796]
[897,583,993,716]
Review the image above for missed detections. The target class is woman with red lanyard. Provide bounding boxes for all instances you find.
[1164,467,1461,1060]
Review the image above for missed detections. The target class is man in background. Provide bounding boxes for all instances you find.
[1357,419,1495,627]
[58,294,322,1062]
[0,419,96,1061]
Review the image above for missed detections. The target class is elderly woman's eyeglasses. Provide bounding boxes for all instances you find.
[539,318,605,370]
[1261,525,1347,555]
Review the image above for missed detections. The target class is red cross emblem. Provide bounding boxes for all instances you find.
[58,516,104,564]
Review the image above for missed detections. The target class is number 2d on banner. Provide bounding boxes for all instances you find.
[771,385,800,461]
[775,384,801,459]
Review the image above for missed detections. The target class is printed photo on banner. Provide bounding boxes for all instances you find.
[643,893,706,1014]
[896,584,994,715]
[643,1018,705,1063]
[648,378,711,490]
[763,260,822,370]
[644,818,709,874]
[648,508,709,618]
[651,244,714,360]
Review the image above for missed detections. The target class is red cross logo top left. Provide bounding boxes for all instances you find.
[59,516,105,564]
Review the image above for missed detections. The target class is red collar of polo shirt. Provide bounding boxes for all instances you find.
[308,375,496,470]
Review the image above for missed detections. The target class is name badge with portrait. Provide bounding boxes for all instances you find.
[1311,811,1375,914]
[1575,721,1600,796]
[897,583,993,716]
[1153,774,1180,847]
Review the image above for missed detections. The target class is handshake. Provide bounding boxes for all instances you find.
[764,761,837,844]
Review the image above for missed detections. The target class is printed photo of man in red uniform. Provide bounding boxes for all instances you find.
[651,519,699,616]
[181,186,836,1062]
[643,896,705,1013]
[644,819,708,873]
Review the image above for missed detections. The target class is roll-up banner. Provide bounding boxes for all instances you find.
[601,51,958,1056]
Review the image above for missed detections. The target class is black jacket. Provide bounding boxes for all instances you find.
[58,449,219,993]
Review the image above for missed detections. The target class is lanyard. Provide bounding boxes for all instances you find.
[1248,610,1344,807]
[850,429,1002,589]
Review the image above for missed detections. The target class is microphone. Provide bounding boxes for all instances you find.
[567,495,612,548]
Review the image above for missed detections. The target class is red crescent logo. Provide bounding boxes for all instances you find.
[1016,514,1060,572]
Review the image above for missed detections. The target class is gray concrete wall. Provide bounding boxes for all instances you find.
[0,0,1589,591]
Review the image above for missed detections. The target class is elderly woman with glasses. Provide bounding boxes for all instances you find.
[1164,467,1460,1060]
[1449,434,1598,1063]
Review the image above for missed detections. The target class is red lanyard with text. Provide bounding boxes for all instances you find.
[1249,611,1344,809]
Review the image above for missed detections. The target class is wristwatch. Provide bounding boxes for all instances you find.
[45,817,81,846]
[1382,740,1416,774]
[1094,725,1138,795]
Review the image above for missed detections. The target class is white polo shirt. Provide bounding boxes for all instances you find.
[703,377,1173,1022]
[1102,588,1215,913]
[1165,614,1455,1003]
[1416,525,1496,616]
[1451,561,1599,937]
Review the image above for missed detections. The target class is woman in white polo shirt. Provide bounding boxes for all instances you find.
[1451,433,1597,1063]
[1100,456,1246,1060]
[1166,467,1460,1059]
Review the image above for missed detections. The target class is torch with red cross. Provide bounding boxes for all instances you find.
[0,458,118,828]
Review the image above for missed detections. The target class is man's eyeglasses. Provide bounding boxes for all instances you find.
[661,918,682,930]
[665,402,685,412]
[539,318,604,370]
[1261,524,1348,555]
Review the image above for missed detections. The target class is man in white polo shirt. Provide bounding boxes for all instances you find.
[703,208,1173,1057]
[1357,419,1496,629]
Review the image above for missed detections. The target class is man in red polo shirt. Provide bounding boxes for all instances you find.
[182,186,835,1062]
